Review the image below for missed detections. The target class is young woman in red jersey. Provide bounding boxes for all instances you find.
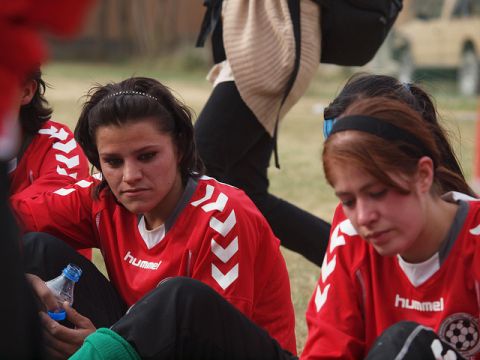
[9,69,90,198]
[13,77,295,359]
[302,97,479,360]
[8,69,92,260]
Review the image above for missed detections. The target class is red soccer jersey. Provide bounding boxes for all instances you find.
[9,119,89,197]
[302,201,480,360]
[9,119,91,259]
[12,176,296,354]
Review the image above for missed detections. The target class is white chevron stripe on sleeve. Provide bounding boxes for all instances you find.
[56,165,77,179]
[211,236,238,263]
[39,126,69,141]
[54,188,76,196]
[209,210,236,237]
[55,154,79,169]
[76,180,93,188]
[56,165,67,176]
[211,263,239,290]
[321,254,336,283]
[38,126,58,136]
[340,219,357,236]
[470,224,480,235]
[202,192,228,212]
[191,184,214,206]
[315,284,330,312]
[52,138,77,154]
[329,225,345,254]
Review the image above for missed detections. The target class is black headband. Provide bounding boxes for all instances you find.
[329,115,435,164]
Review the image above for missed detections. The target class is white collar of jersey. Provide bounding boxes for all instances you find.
[397,252,440,287]
[138,216,166,250]
[442,191,478,203]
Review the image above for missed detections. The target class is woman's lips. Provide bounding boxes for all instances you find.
[121,188,148,197]
[364,229,391,245]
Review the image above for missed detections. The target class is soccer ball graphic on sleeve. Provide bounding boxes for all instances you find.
[439,313,480,357]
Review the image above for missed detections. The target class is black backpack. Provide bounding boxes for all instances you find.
[314,0,403,66]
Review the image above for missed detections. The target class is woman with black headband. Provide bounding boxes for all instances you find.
[302,97,478,359]
[322,73,475,198]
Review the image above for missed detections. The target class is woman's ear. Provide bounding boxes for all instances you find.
[20,79,38,106]
[416,156,434,193]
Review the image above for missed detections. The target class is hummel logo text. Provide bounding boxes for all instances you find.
[394,294,444,312]
[124,251,161,270]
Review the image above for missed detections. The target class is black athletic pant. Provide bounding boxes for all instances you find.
[194,81,331,266]
[113,277,296,360]
[0,163,44,359]
[22,233,295,359]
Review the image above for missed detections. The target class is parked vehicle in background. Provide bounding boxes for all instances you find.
[392,0,480,95]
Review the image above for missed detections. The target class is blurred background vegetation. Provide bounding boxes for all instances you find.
[43,0,479,354]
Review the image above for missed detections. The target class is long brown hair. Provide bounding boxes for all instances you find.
[323,97,472,197]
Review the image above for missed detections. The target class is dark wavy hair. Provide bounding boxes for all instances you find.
[75,77,205,198]
[20,69,52,135]
[324,73,475,197]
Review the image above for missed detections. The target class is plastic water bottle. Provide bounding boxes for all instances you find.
[45,263,82,321]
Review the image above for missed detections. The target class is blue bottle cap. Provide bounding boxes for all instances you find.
[62,263,82,283]
[48,310,66,321]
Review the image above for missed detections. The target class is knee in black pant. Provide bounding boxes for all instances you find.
[24,232,66,253]
[125,277,219,318]
[23,232,82,278]
[113,277,225,336]
[112,278,226,358]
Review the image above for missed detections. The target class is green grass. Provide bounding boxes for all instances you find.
[43,61,479,353]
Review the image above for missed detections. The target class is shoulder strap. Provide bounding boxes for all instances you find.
[273,0,302,168]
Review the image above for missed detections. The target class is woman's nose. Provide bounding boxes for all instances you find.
[356,199,378,227]
[122,161,142,183]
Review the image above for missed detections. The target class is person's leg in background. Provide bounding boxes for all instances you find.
[195,81,330,266]
[23,232,127,328]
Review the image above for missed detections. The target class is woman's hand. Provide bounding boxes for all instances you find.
[39,302,96,359]
[25,273,58,312]
[25,274,96,359]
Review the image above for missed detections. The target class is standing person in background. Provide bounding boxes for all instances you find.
[195,0,330,266]
[9,69,92,259]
